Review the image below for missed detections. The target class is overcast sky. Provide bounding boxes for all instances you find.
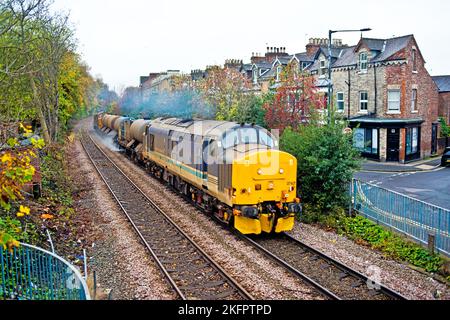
[53,0,450,93]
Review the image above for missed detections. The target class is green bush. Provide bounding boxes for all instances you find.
[280,118,362,210]
[0,216,41,246]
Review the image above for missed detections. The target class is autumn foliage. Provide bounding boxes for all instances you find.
[264,63,326,134]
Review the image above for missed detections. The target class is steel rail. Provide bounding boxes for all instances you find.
[244,232,408,301]
[80,131,253,301]
[240,234,340,300]
[282,233,408,300]
[91,126,407,301]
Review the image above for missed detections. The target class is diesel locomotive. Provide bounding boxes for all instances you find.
[95,113,302,235]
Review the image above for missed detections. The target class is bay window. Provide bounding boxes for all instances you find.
[354,128,379,156]
[406,127,420,157]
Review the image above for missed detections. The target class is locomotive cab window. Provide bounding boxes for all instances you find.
[222,128,275,149]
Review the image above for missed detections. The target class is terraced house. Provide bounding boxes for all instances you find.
[307,35,439,163]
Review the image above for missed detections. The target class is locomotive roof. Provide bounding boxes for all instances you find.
[150,118,247,138]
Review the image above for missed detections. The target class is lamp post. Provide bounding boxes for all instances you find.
[327,28,372,124]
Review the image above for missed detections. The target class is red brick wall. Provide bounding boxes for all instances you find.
[439,92,450,124]
[384,38,439,159]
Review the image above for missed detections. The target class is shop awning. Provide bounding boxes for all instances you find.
[349,117,424,129]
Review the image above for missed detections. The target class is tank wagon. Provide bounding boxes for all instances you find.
[98,114,302,235]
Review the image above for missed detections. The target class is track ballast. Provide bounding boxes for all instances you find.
[81,131,253,301]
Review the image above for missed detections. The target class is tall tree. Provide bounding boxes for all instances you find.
[197,66,252,121]
[0,0,107,143]
[264,63,326,134]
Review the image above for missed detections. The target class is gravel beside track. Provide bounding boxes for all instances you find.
[81,131,252,300]
[73,122,176,300]
[247,233,405,300]
[289,224,450,300]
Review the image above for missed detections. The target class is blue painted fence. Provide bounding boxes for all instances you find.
[352,179,450,257]
[0,243,90,300]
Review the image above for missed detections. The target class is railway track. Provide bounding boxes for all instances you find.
[243,233,407,300]
[91,127,408,301]
[80,131,253,301]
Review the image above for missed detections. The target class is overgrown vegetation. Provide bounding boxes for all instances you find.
[440,117,450,147]
[0,0,117,144]
[280,114,362,210]
[0,0,114,253]
[300,205,447,276]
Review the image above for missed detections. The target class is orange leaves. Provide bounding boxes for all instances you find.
[41,214,55,220]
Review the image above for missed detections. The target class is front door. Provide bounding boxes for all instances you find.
[387,128,400,162]
[432,124,438,155]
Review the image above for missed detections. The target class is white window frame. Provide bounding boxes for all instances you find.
[337,92,345,112]
[253,68,258,84]
[411,89,418,113]
[387,89,401,114]
[301,62,309,70]
[359,52,368,72]
[360,91,368,112]
[276,66,282,82]
[320,59,326,75]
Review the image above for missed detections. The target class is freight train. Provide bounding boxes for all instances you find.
[94,113,302,235]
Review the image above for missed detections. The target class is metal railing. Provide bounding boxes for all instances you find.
[0,243,91,300]
[353,179,450,257]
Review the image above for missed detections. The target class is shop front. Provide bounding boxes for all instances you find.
[350,118,424,163]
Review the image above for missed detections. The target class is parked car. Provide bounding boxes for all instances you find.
[442,147,450,167]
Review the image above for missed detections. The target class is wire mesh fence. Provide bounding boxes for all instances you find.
[0,243,90,300]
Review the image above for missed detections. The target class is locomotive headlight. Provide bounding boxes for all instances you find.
[257,169,263,175]
[279,169,285,174]
[288,203,303,214]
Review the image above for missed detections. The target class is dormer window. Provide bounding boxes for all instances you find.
[253,68,258,84]
[276,66,282,82]
[320,59,326,75]
[301,62,309,70]
[359,52,368,71]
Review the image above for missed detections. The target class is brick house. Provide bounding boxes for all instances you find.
[140,70,181,100]
[248,47,289,93]
[432,76,450,124]
[308,35,439,163]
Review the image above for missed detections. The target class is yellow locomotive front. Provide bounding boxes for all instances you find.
[231,149,299,234]
[230,149,300,235]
